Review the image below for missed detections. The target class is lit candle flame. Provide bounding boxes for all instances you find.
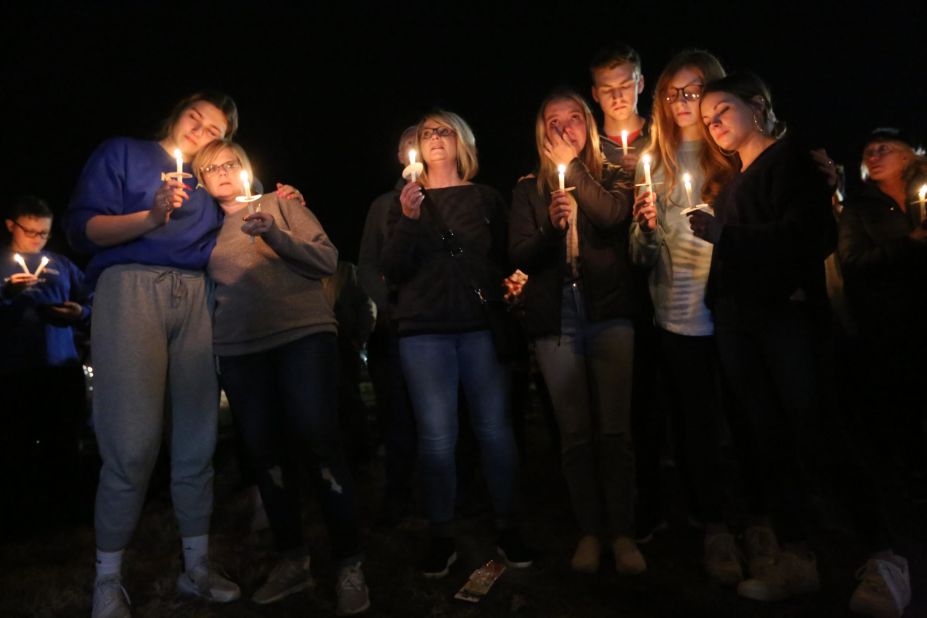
[557,164,566,191]
[240,170,251,199]
[13,253,30,275]
[620,130,629,157]
[919,184,927,202]
[33,256,50,278]
[409,149,417,166]
[173,148,183,177]
[683,172,694,208]
[642,154,653,194]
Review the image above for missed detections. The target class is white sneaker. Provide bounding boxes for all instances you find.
[252,556,314,605]
[176,558,241,603]
[92,575,131,618]
[335,562,370,615]
[849,555,911,617]
[737,550,820,602]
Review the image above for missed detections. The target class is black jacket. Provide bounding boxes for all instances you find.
[838,179,927,338]
[381,183,507,336]
[508,158,636,338]
[707,135,836,329]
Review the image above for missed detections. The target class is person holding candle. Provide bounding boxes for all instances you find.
[66,91,301,618]
[509,89,643,575]
[381,109,533,578]
[590,43,649,175]
[193,140,370,613]
[358,126,421,525]
[694,73,908,614]
[839,128,927,509]
[628,50,741,585]
[1,195,92,526]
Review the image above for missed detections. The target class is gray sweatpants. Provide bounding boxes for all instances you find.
[91,264,218,551]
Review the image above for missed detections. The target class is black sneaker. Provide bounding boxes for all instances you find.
[497,529,534,569]
[422,537,457,578]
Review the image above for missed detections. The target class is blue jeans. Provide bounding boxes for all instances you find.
[219,332,361,563]
[399,330,517,533]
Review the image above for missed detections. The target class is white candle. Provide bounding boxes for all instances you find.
[409,149,418,182]
[173,148,183,177]
[919,184,927,220]
[33,256,50,278]
[642,154,653,195]
[557,164,566,191]
[683,172,694,208]
[240,170,252,198]
[620,130,629,157]
[13,253,30,275]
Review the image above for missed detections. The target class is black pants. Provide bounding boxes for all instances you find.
[656,328,726,524]
[219,332,361,562]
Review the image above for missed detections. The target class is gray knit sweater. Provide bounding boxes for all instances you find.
[208,193,338,356]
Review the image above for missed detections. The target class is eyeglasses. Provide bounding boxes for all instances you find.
[12,220,51,239]
[664,84,703,103]
[201,159,242,176]
[420,126,456,140]
[862,144,900,160]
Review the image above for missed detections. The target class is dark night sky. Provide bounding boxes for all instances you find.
[2,2,925,262]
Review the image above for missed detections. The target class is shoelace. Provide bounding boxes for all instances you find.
[338,566,365,592]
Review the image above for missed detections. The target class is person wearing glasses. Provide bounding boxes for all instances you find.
[66,91,300,618]
[380,110,533,579]
[193,140,370,614]
[2,195,92,527]
[629,50,742,586]
[509,90,643,575]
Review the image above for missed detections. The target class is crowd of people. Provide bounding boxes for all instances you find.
[1,43,925,618]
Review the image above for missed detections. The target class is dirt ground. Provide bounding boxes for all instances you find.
[1,386,925,618]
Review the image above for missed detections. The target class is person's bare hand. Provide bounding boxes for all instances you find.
[543,128,579,168]
[2,273,38,297]
[43,301,83,325]
[276,182,306,207]
[241,211,276,236]
[634,190,657,232]
[688,209,722,244]
[399,181,424,220]
[548,190,572,230]
[150,179,188,226]
[619,151,640,172]
[911,226,927,242]
[810,148,839,189]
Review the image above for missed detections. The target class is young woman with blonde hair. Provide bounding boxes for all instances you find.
[509,90,643,575]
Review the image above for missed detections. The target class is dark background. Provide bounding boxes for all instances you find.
[2,2,925,263]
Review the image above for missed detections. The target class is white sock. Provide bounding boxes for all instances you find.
[182,535,209,571]
[95,549,124,581]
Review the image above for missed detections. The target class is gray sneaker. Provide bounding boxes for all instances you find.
[176,558,241,603]
[335,563,370,615]
[849,555,911,617]
[92,575,131,618]
[251,556,314,605]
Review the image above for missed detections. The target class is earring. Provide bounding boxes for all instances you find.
[753,112,767,136]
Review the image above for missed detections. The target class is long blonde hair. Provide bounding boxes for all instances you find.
[648,50,734,203]
[535,90,604,196]
[417,110,479,186]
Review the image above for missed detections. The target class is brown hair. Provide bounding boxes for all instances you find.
[647,50,734,203]
[589,43,642,82]
[158,90,239,141]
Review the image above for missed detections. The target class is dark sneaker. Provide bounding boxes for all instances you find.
[704,532,744,586]
[737,550,819,602]
[251,556,313,605]
[496,529,534,569]
[421,538,457,579]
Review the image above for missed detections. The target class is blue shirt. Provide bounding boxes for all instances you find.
[65,137,222,286]
[1,249,92,373]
